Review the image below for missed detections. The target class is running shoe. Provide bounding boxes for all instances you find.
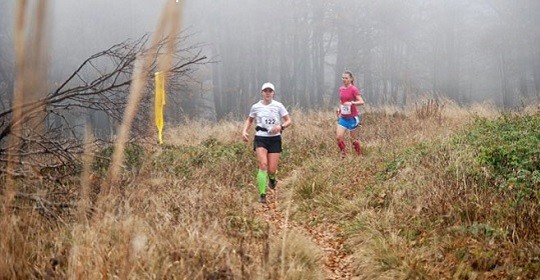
[269,178,277,190]
[259,194,267,203]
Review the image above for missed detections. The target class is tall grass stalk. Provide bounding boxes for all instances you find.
[104,0,181,194]
[1,1,49,276]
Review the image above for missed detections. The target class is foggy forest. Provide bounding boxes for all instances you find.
[1,0,539,127]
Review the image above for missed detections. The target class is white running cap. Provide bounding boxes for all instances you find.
[261,82,275,91]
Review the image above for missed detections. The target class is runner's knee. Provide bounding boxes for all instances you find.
[258,162,268,170]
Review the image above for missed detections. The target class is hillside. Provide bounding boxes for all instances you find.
[1,101,539,279]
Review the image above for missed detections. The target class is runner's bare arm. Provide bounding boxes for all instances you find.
[242,117,254,142]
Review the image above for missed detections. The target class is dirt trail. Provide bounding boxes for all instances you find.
[254,171,354,279]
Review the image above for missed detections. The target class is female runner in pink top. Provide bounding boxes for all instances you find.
[336,71,365,157]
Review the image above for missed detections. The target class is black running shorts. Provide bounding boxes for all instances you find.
[253,135,282,153]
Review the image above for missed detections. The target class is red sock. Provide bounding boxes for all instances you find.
[353,140,361,156]
[338,140,346,154]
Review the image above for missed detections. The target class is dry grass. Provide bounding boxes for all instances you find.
[2,3,539,279]
[1,102,539,279]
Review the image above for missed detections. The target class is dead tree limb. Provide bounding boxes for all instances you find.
[0,31,210,179]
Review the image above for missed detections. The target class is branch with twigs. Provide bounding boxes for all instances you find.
[0,32,210,181]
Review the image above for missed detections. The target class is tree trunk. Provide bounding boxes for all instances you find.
[499,51,510,108]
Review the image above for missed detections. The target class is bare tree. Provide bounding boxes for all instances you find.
[0,32,209,178]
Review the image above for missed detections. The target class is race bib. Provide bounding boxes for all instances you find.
[261,117,277,125]
[340,104,351,115]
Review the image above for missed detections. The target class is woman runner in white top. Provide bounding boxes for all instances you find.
[242,82,292,203]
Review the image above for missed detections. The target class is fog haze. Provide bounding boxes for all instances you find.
[1,0,539,120]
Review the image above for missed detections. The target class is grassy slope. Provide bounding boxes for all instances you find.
[1,101,538,279]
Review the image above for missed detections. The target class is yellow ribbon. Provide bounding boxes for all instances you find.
[154,71,166,144]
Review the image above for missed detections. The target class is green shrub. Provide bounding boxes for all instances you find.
[451,112,540,237]
[93,142,145,174]
[461,113,539,192]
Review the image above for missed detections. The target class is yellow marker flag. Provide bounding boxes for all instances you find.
[155,71,166,144]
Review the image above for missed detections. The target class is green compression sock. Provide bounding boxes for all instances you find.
[257,169,267,195]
